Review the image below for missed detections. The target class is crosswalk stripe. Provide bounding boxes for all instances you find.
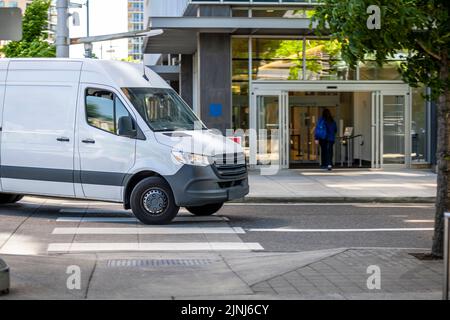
[57,217,137,223]
[52,227,245,235]
[47,242,264,253]
[247,227,434,233]
[56,216,229,223]
[60,208,191,214]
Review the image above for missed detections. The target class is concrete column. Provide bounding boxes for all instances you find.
[180,54,193,108]
[198,33,231,133]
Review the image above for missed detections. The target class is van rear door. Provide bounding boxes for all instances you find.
[0,60,81,197]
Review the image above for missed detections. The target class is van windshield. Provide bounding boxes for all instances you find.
[122,87,206,132]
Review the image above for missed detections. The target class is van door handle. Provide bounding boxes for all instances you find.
[82,139,95,144]
[57,137,70,142]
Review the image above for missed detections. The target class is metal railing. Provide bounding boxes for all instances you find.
[339,134,364,168]
[444,212,450,300]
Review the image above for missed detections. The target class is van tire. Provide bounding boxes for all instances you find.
[130,177,179,225]
[186,203,224,216]
[0,194,24,204]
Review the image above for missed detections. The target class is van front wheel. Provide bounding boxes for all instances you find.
[130,177,179,225]
[0,194,24,204]
[186,203,224,216]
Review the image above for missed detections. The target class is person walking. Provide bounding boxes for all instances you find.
[314,109,337,171]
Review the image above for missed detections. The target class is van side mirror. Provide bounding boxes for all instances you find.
[118,116,136,138]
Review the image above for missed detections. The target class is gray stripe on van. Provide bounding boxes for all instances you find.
[0,166,128,186]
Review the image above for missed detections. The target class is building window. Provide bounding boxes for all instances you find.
[359,53,406,80]
[250,38,354,81]
[232,38,250,131]
[303,39,355,81]
[231,8,249,17]
[358,60,404,81]
[251,8,315,18]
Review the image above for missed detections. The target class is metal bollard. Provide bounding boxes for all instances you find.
[444,212,450,300]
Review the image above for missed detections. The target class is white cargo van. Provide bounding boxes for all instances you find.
[0,59,248,224]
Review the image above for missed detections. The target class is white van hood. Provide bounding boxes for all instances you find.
[154,130,242,156]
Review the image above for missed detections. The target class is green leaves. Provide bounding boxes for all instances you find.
[312,0,449,101]
[1,0,55,58]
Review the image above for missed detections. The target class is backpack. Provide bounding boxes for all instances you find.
[315,118,327,140]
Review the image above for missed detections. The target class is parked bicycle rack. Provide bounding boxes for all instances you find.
[339,134,364,168]
[444,212,450,300]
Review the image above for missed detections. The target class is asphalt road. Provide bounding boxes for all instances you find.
[225,203,435,251]
[0,197,435,255]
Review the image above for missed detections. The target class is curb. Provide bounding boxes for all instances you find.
[231,197,436,204]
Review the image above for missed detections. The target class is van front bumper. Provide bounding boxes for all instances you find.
[164,164,249,207]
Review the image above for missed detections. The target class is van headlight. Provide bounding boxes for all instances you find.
[171,150,211,167]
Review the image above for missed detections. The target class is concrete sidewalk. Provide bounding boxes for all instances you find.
[0,248,443,300]
[241,169,437,203]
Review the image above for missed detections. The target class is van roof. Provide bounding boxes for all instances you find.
[0,58,171,89]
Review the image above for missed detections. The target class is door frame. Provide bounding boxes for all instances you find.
[250,81,410,169]
[250,90,287,168]
[372,90,411,169]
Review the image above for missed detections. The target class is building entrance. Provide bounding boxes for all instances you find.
[249,82,410,169]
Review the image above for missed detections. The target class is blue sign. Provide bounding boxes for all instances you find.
[209,103,222,117]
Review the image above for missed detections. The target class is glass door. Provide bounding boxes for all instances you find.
[382,95,406,165]
[372,91,410,168]
[250,91,287,171]
[289,105,339,168]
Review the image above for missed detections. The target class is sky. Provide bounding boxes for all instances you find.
[68,0,129,60]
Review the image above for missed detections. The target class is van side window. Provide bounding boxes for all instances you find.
[86,89,115,134]
[86,88,134,137]
[115,97,135,135]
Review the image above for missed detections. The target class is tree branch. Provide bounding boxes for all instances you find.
[416,40,442,61]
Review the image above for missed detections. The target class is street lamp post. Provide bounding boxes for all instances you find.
[84,0,92,58]
[86,0,89,37]
[56,0,70,58]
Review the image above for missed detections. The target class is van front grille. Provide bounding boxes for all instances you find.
[212,153,247,179]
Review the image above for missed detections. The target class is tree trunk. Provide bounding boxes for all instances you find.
[432,53,449,257]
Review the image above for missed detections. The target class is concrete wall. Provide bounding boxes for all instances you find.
[198,33,231,133]
[180,54,193,108]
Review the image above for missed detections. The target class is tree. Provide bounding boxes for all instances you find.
[1,0,55,57]
[312,0,449,257]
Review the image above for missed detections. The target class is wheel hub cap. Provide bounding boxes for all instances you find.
[143,189,168,215]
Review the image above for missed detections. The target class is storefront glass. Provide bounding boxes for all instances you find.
[252,38,304,80]
[232,38,250,131]
[359,53,406,80]
[303,39,355,80]
[252,8,315,18]
[251,38,354,81]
